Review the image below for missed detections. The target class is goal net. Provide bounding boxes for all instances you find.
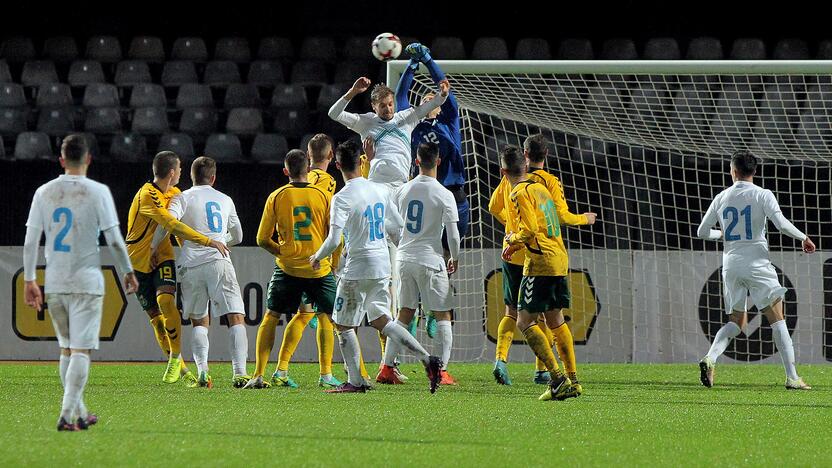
[388,60,831,364]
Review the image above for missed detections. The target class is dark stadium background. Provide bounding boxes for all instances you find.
[1,0,829,248]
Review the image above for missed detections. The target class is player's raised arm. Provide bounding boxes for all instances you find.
[403,80,449,125]
[696,198,723,241]
[328,77,371,130]
[394,58,417,111]
[551,179,596,226]
[762,190,815,253]
[408,43,461,128]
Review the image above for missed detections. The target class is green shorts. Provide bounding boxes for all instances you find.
[518,275,570,313]
[266,266,336,315]
[502,261,524,307]
[135,260,177,311]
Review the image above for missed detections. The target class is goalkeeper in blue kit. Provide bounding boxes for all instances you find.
[396,43,468,337]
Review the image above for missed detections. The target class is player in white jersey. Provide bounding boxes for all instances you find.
[23,134,138,432]
[309,140,443,393]
[377,142,461,386]
[696,150,815,390]
[150,157,248,389]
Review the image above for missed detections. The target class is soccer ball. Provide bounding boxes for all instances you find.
[371,33,402,61]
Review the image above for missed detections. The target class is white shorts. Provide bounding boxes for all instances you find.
[397,260,454,312]
[179,260,244,320]
[722,263,787,314]
[46,293,103,350]
[333,278,391,327]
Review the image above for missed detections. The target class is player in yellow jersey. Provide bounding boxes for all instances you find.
[126,151,229,384]
[268,135,343,388]
[499,146,583,401]
[244,149,340,389]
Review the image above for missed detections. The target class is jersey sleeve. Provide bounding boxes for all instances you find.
[96,185,121,232]
[762,190,807,241]
[696,196,723,240]
[328,97,372,136]
[256,192,281,256]
[442,190,460,224]
[25,188,43,229]
[330,194,350,229]
[226,198,243,246]
[395,63,415,111]
[507,187,538,245]
[551,178,589,226]
[138,188,211,246]
[166,193,185,220]
[488,178,508,226]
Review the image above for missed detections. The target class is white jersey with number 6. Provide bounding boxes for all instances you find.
[25,175,120,295]
[395,175,459,270]
[167,185,241,268]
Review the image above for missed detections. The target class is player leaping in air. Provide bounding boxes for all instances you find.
[696,150,815,390]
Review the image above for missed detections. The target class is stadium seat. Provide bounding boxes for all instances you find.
[109,133,148,161]
[472,37,509,60]
[224,83,263,108]
[247,60,284,86]
[341,36,375,61]
[643,38,681,60]
[215,37,251,63]
[43,36,79,63]
[600,39,638,60]
[299,36,337,63]
[68,60,106,86]
[628,85,669,130]
[729,38,766,60]
[204,133,243,160]
[0,83,26,107]
[0,139,5,159]
[171,37,208,62]
[179,107,218,137]
[290,61,327,86]
[686,37,724,60]
[37,108,75,136]
[158,132,195,159]
[333,61,374,85]
[21,61,59,87]
[131,107,169,135]
[115,60,152,86]
[83,83,119,108]
[0,37,36,63]
[816,40,832,59]
[129,83,167,108]
[0,108,27,136]
[225,107,263,136]
[556,38,594,59]
[176,83,214,109]
[162,61,199,86]
[670,84,713,134]
[204,60,241,86]
[76,132,100,159]
[128,36,165,63]
[317,83,346,111]
[257,37,293,61]
[36,83,72,108]
[84,107,122,134]
[772,39,810,60]
[272,107,309,138]
[86,36,122,63]
[430,37,466,60]
[514,38,552,60]
[0,61,10,83]
[14,132,52,160]
[271,83,307,109]
[299,133,314,150]
[251,133,288,162]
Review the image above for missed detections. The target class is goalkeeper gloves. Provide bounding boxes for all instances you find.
[405,43,432,63]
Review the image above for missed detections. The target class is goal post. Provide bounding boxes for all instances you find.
[387,60,831,365]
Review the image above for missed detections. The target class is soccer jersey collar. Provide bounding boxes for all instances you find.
[58,174,86,181]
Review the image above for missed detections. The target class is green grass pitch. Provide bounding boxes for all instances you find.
[1,362,830,466]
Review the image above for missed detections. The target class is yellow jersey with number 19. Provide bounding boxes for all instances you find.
[506,180,569,277]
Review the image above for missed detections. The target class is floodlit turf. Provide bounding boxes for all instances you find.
[1,362,830,466]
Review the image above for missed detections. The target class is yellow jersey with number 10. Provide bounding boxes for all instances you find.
[506,180,569,277]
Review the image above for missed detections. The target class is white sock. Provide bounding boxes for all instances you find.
[437,320,453,370]
[706,321,741,363]
[382,320,406,367]
[59,354,88,418]
[192,326,209,375]
[771,320,799,380]
[337,329,362,387]
[228,324,248,377]
[60,353,90,421]
[382,320,430,364]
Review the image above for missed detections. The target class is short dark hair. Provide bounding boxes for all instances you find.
[61,134,89,164]
[524,134,548,163]
[416,142,440,169]
[731,150,758,178]
[500,145,526,177]
[370,84,394,105]
[153,151,180,178]
[335,140,361,173]
[307,133,334,164]
[191,156,216,185]
[284,149,309,179]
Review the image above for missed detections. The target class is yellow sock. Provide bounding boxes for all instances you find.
[317,313,334,376]
[535,321,555,372]
[495,316,516,362]
[254,313,280,378]
[276,311,313,372]
[157,293,181,356]
[149,315,171,357]
[523,324,561,377]
[552,323,577,381]
[358,346,369,379]
[378,330,386,358]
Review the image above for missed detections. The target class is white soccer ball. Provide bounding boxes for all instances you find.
[372,33,402,61]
